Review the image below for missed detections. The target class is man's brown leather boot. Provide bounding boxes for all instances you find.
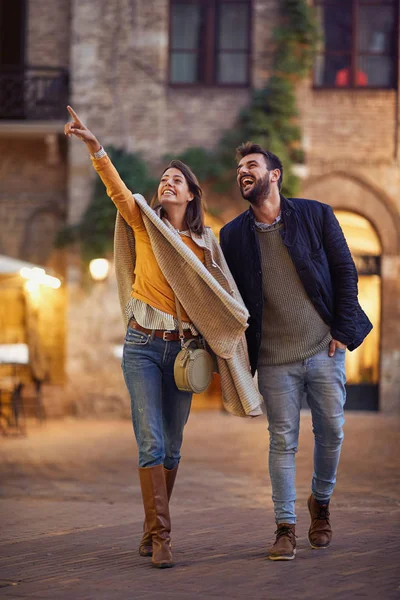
[268,523,296,561]
[139,465,174,568]
[308,494,332,549]
[139,465,178,557]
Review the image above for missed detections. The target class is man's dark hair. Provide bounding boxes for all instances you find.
[236,142,283,191]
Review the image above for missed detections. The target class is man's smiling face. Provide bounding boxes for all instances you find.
[236,153,271,204]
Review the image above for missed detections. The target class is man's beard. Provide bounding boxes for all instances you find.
[240,174,270,206]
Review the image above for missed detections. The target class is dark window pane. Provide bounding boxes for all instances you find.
[358,55,395,87]
[217,52,247,84]
[169,0,251,86]
[315,4,353,53]
[171,3,202,50]
[359,0,396,5]
[314,54,353,86]
[218,2,249,51]
[358,5,396,54]
[170,2,202,83]
[315,0,351,3]
[0,0,25,66]
[170,52,199,83]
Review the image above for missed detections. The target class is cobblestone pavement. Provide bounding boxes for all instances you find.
[0,411,399,599]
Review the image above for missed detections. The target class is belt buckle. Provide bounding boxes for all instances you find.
[162,330,173,341]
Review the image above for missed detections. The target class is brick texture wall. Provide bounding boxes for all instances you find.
[0,0,70,401]
[26,0,70,67]
[0,138,67,266]
[67,0,276,223]
[299,81,400,412]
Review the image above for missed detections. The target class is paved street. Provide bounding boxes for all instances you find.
[0,410,399,599]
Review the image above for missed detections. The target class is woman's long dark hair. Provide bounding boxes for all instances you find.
[151,160,205,235]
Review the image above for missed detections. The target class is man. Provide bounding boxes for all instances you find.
[220,142,372,561]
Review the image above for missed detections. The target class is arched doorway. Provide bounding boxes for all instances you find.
[302,171,400,412]
[334,211,381,410]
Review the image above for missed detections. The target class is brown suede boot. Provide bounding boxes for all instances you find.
[139,465,178,557]
[308,494,332,549]
[268,523,296,561]
[139,465,174,568]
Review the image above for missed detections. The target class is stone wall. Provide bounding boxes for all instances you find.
[301,88,397,163]
[0,0,71,413]
[65,268,129,418]
[26,0,71,67]
[0,137,67,269]
[0,136,68,398]
[67,0,276,224]
[299,82,400,412]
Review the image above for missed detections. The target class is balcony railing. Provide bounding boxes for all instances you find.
[0,66,69,120]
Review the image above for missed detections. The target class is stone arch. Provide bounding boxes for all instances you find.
[302,171,400,255]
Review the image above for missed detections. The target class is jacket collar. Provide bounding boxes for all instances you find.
[247,195,296,246]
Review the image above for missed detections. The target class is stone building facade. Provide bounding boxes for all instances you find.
[1,0,399,413]
[299,84,400,412]
[0,0,71,410]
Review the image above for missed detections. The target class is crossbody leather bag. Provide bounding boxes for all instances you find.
[173,295,214,394]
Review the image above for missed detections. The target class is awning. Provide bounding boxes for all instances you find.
[0,254,46,275]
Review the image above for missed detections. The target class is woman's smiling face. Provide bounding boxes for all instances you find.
[157,167,193,208]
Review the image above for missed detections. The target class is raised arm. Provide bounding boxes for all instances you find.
[64,106,142,228]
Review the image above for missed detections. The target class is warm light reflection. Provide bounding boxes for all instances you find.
[24,280,40,293]
[20,267,61,289]
[345,275,380,384]
[89,258,110,282]
[334,210,381,255]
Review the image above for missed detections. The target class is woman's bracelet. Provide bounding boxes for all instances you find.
[91,146,107,159]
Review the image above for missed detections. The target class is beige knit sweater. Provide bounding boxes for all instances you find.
[114,193,263,418]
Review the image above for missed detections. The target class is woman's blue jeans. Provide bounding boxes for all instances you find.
[258,348,346,524]
[122,327,192,469]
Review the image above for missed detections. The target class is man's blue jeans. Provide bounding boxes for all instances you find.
[258,347,346,524]
[122,327,192,469]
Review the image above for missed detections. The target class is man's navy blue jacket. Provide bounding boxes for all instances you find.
[219,195,373,375]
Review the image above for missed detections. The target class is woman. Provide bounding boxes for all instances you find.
[64,106,262,569]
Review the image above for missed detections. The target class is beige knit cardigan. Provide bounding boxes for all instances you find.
[114,193,262,417]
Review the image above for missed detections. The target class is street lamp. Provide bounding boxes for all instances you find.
[89,258,110,282]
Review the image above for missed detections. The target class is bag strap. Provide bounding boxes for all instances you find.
[174,294,185,344]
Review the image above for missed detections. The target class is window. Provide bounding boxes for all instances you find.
[314,0,398,89]
[169,0,251,86]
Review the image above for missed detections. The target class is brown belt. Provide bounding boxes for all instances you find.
[128,319,196,342]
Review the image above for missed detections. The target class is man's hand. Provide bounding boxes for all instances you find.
[328,339,347,357]
[64,106,101,155]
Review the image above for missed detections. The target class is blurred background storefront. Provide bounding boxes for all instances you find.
[0,0,399,416]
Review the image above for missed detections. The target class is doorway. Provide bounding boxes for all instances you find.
[334,210,381,410]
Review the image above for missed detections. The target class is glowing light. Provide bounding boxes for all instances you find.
[25,280,40,293]
[89,258,110,282]
[20,266,61,289]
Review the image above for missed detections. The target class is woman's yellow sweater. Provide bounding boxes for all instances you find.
[92,155,204,322]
